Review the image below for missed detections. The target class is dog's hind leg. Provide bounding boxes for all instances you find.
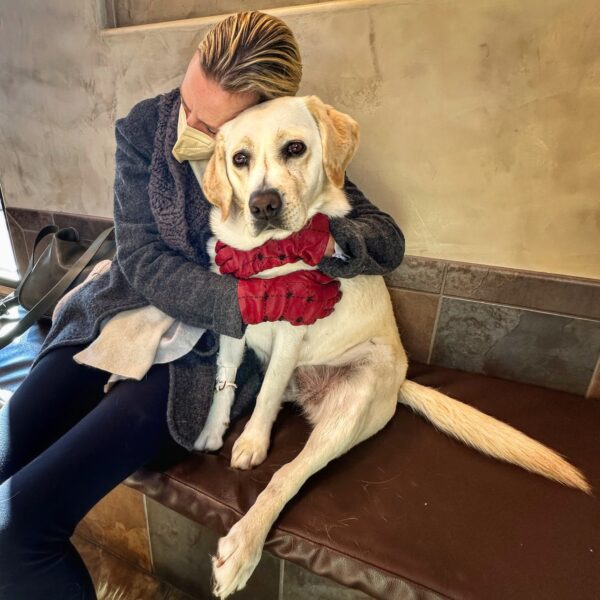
[231,325,306,469]
[213,356,401,598]
[194,335,246,452]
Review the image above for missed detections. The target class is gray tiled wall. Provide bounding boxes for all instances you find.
[431,297,600,396]
[6,206,600,398]
[443,264,600,320]
[384,258,600,399]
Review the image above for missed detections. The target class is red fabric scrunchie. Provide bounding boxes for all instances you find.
[216,213,331,279]
[237,270,341,326]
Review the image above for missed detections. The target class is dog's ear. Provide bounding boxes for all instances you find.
[202,135,233,221]
[305,96,360,188]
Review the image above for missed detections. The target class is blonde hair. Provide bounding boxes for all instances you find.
[197,11,302,100]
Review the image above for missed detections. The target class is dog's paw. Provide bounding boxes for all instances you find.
[193,422,227,452]
[212,522,263,599]
[230,430,270,470]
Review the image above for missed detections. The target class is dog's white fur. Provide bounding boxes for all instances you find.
[192,95,590,598]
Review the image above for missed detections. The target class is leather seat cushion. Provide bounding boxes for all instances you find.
[126,363,600,600]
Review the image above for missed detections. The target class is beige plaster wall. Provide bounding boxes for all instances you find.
[0,0,598,279]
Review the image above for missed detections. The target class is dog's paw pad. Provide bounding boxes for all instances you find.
[230,432,269,469]
[212,526,262,599]
[193,428,225,452]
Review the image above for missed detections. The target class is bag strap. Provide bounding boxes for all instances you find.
[0,226,114,350]
[21,224,61,292]
[0,224,58,316]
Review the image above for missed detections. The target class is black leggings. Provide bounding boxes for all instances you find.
[0,344,189,599]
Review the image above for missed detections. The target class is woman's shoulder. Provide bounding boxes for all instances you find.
[115,88,177,156]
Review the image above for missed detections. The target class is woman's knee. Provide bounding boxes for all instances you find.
[103,363,170,425]
[0,476,40,533]
[0,480,34,567]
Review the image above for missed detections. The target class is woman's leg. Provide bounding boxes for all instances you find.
[0,358,188,600]
[0,344,109,484]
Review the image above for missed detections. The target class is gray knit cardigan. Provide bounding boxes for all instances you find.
[31,88,405,451]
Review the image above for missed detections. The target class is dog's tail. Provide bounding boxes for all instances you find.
[398,380,591,494]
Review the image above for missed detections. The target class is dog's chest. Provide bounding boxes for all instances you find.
[244,321,301,364]
[243,274,398,368]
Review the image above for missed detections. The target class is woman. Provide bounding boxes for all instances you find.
[0,11,405,599]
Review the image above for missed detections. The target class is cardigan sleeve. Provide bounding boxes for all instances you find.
[112,100,246,339]
[317,175,405,278]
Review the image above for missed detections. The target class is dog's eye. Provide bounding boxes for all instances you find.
[232,152,249,168]
[285,141,306,157]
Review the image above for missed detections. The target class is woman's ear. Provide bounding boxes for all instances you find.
[305,96,360,188]
[202,135,233,221]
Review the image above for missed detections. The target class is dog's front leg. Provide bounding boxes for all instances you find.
[213,357,400,599]
[230,325,305,470]
[193,335,246,452]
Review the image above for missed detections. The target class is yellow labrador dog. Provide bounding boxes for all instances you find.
[193,95,589,598]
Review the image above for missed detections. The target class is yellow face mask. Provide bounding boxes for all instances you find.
[171,102,215,163]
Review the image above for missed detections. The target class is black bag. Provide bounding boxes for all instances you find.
[0,223,116,350]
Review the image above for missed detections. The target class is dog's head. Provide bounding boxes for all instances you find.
[202,95,359,236]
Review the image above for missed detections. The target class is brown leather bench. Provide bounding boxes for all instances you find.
[1,311,599,600]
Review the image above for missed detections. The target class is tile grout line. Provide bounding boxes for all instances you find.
[72,531,153,576]
[386,282,600,324]
[437,294,600,324]
[387,284,439,296]
[585,354,600,399]
[143,494,156,574]
[72,530,194,600]
[426,263,447,364]
[5,211,25,236]
[278,559,285,600]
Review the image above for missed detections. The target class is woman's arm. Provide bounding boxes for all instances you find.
[113,103,246,339]
[213,176,405,280]
[317,175,405,278]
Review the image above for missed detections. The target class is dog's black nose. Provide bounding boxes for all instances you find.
[249,189,282,220]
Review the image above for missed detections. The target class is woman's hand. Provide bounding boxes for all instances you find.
[237,270,342,325]
[216,213,333,279]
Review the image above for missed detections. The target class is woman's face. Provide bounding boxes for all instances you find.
[180,52,260,138]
